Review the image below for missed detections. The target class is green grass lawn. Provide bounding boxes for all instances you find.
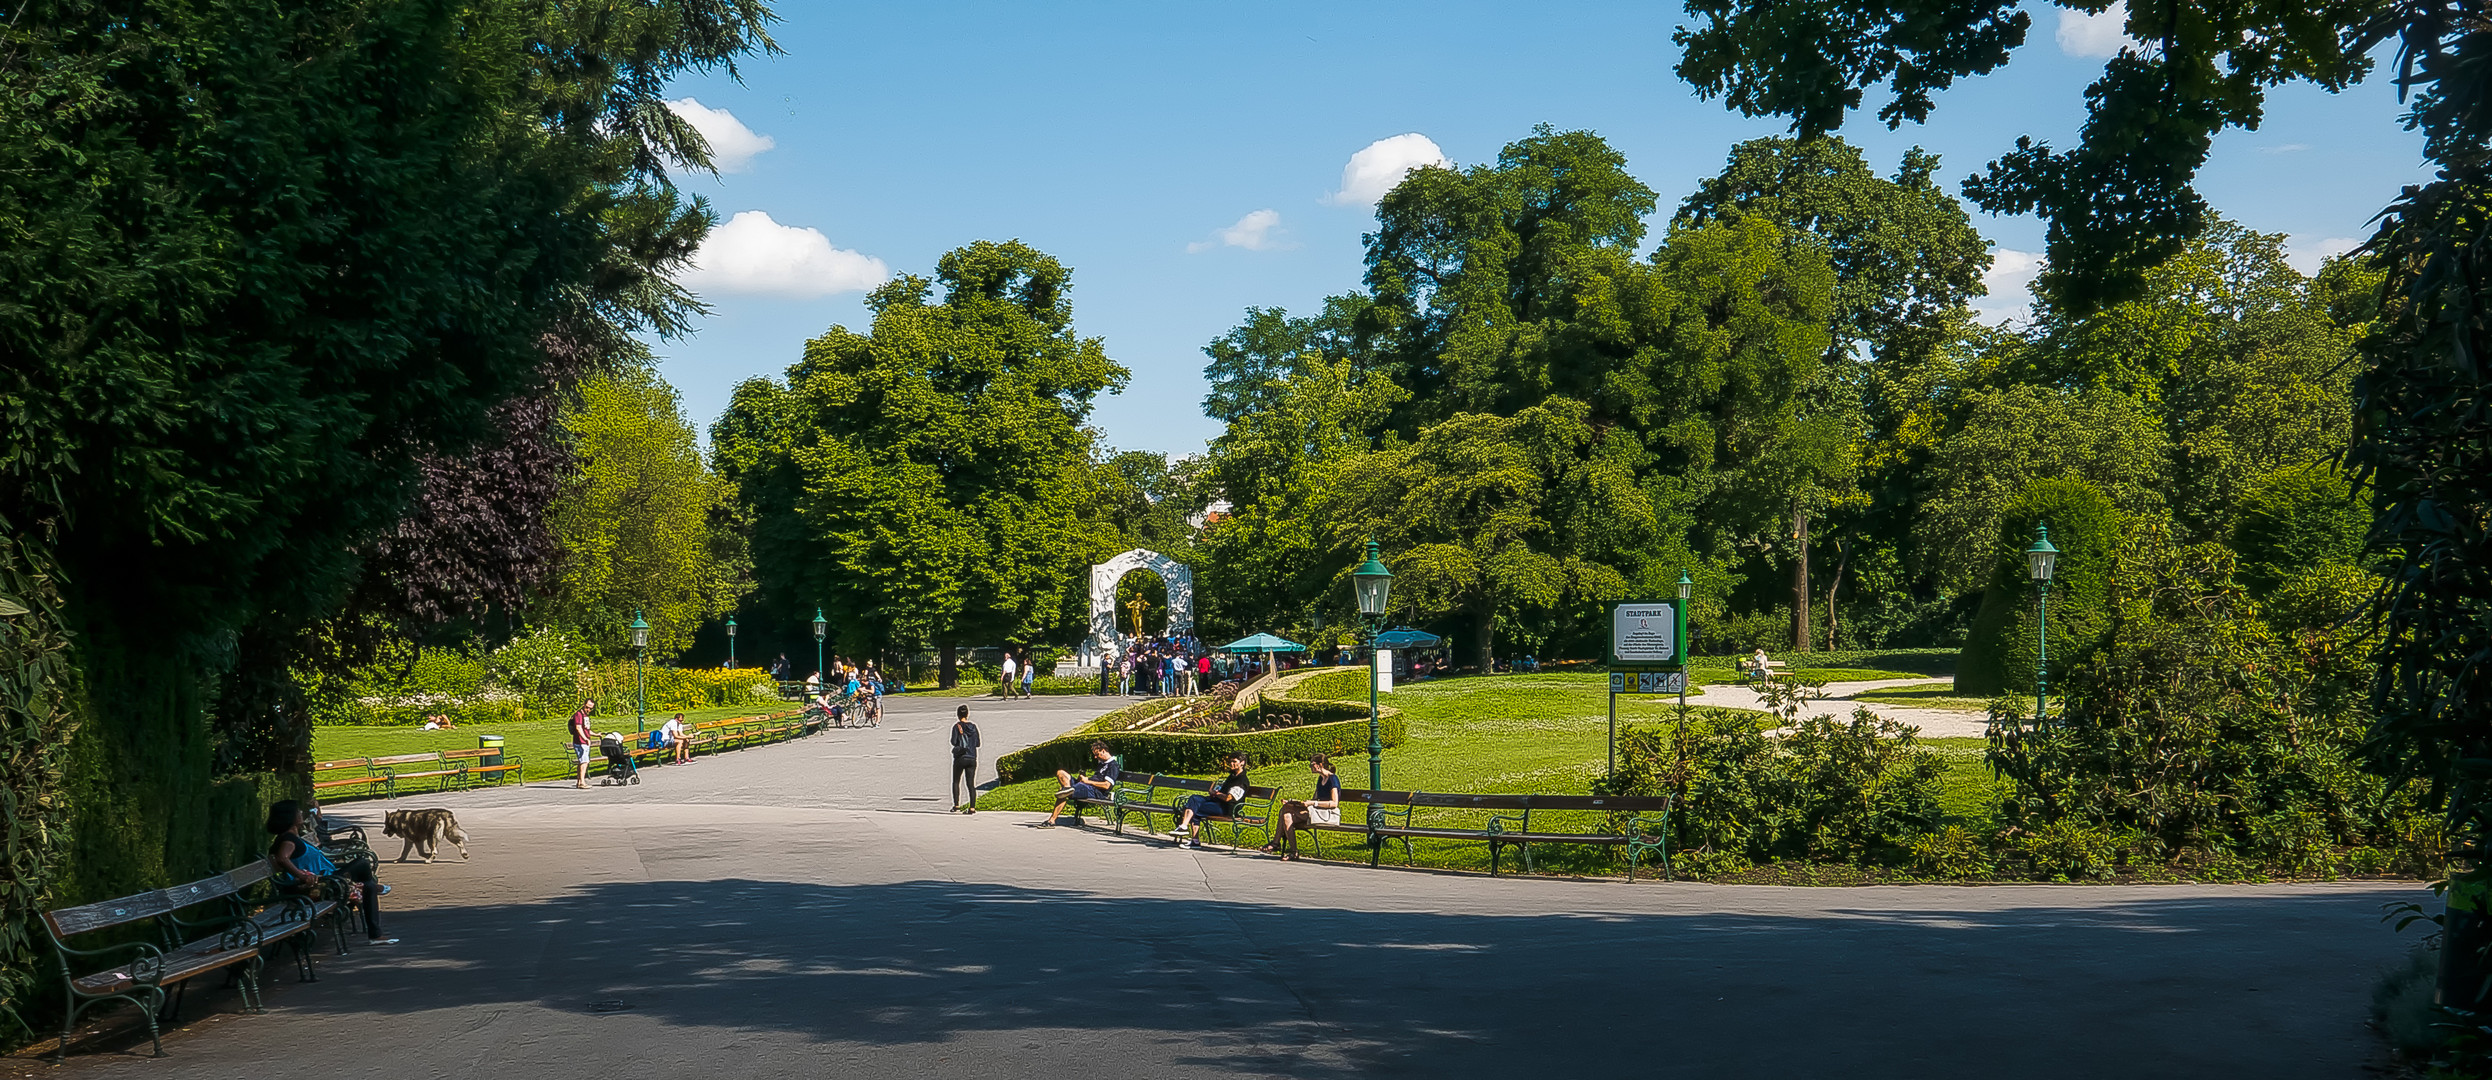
[1924,737,2002,824]
[1848,680,2001,712]
[312,702,796,785]
[979,673,1777,874]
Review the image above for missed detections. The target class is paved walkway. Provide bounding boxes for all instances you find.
[22,691,2422,1078]
[1700,677,1991,737]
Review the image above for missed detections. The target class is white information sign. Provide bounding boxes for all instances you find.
[1609,670,1687,694]
[1611,603,1679,664]
[1374,649,1393,693]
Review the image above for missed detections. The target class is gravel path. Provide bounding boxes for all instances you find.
[1700,677,1992,737]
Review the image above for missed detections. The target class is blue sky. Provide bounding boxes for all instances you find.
[652,1,2428,455]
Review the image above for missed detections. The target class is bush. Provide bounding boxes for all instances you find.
[1907,825,1995,878]
[994,712,1408,783]
[2232,464,2367,597]
[488,626,595,705]
[1279,668,1369,703]
[1983,522,2432,876]
[1959,477,2121,696]
[1598,706,1944,867]
[1702,608,1792,654]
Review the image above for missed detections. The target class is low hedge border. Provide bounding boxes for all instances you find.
[995,710,1407,783]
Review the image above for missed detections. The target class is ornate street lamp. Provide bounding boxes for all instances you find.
[630,610,651,734]
[812,607,828,696]
[2026,524,2059,723]
[1676,570,1694,714]
[725,615,737,670]
[1350,539,1394,825]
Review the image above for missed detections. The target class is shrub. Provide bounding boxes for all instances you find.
[2372,948,2443,1062]
[993,712,1408,783]
[2232,464,2367,597]
[1907,825,1994,878]
[1958,477,2121,696]
[1983,522,2429,875]
[489,626,595,706]
[1280,668,1369,703]
[1598,705,1943,867]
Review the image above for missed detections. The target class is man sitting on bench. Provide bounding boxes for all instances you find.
[1169,753,1250,850]
[1041,741,1121,827]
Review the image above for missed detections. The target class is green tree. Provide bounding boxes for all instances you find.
[0,0,771,939]
[542,368,749,658]
[2232,466,2368,599]
[1321,399,1658,668]
[714,241,1127,684]
[1200,295,1374,424]
[1913,385,2168,597]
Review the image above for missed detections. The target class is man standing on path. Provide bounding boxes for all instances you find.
[949,704,982,813]
[569,698,597,789]
[999,651,1018,699]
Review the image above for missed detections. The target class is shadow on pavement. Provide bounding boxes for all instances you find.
[196,877,2420,1080]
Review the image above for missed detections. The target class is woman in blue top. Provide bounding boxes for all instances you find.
[267,799,395,945]
[1264,755,1340,861]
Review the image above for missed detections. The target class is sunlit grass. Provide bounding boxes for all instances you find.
[311,702,797,787]
[1850,680,2000,713]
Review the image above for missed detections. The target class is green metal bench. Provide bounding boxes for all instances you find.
[1108,773,1276,850]
[1311,790,1676,878]
[42,874,266,1060]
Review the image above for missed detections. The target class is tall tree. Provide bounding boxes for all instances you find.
[0,0,774,946]
[1674,135,1992,649]
[541,368,749,658]
[1199,294,1374,424]
[1671,0,2492,1018]
[714,241,1127,685]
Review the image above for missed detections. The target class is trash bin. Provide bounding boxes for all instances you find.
[478,733,505,768]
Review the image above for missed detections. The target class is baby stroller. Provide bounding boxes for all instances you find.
[598,734,640,785]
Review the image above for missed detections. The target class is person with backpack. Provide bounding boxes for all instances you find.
[949,704,982,813]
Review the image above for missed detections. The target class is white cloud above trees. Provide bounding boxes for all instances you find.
[1326,134,1452,206]
[1188,209,1291,253]
[683,211,887,298]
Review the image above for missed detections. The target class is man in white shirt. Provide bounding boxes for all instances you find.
[999,652,1019,699]
[659,713,690,765]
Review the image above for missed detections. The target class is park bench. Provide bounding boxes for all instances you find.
[311,757,390,799]
[367,752,466,796]
[1308,790,1677,879]
[1106,774,1278,849]
[42,873,269,1060]
[1050,767,1149,827]
[172,861,353,985]
[1740,658,1788,682]
[440,746,524,786]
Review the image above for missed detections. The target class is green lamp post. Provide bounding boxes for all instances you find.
[2026,524,2059,722]
[725,615,737,670]
[630,610,650,734]
[812,607,828,693]
[1676,570,1694,714]
[1349,540,1394,819]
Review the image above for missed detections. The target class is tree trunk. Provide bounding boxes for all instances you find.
[1472,607,1495,673]
[1825,543,1847,653]
[938,642,958,690]
[1791,509,1813,653]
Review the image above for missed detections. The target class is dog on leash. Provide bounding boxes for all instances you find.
[382,808,469,863]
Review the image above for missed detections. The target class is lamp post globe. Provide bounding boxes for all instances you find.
[630,610,651,734]
[1348,539,1393,834]
[725,615,737,670]
[2025,524,2059,723]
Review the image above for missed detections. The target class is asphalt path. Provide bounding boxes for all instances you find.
[21,690,2425,1078]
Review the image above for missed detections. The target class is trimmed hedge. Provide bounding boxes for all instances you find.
[996,711,1407,783]
[1277,667,1369,703]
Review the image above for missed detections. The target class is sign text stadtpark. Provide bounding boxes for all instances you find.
[1609,601,1684,667]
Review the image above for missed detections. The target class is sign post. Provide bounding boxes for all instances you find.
[1607,600,1689,776]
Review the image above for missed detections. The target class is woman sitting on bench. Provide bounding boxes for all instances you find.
[1262,754,1338,861]
[267,799,395,946]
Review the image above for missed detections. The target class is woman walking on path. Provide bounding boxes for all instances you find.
[949,704,982,813]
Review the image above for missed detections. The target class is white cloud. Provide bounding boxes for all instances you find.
[1972,247,2044,326]
[2258,143,2312,154]
[2287,235,2361,275]
[1326,134,1452,206]
[2056,2,2134,59]
[1188,209,1292,253]
[665,97,777,173]
[683,211,887,298]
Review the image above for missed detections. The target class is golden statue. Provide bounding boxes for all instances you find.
[1125,597,1152,638]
